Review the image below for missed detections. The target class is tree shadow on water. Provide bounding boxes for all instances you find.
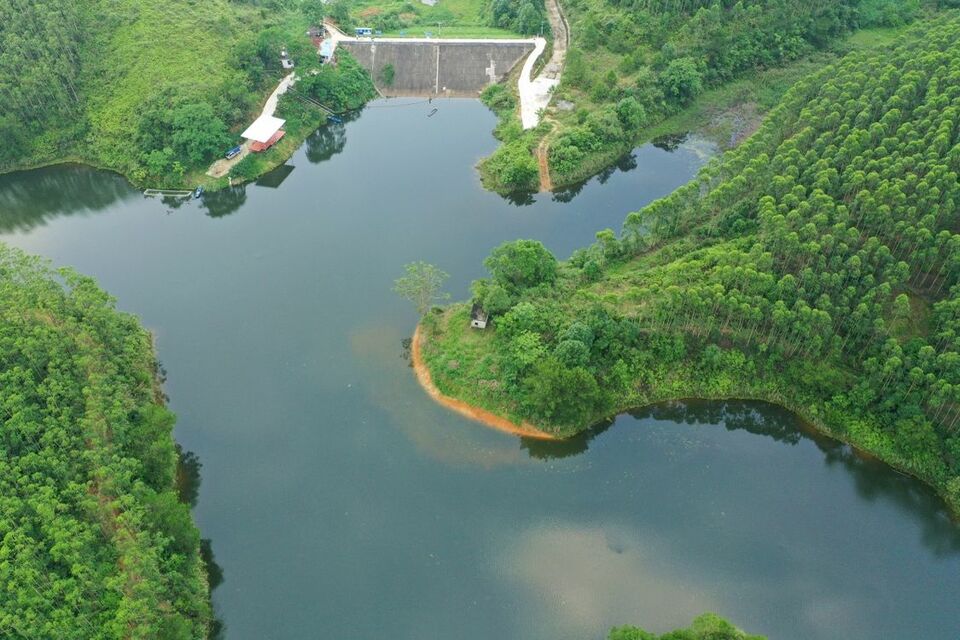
[632,399,960,556]
[176,446,228,636]
[521,419,614,459]
[200,185,248,218]
[0,164,135,233]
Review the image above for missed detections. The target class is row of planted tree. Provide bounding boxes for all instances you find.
[425,14,960,513]
[0,245,211,638]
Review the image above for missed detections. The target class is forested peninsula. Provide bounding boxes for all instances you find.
[0,245,210,638]
[1,0,374,190]
[479,0,960,193]
[419,15,960,515]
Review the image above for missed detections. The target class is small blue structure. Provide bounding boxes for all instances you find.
[319,40,334,62]
[355,27,372,37]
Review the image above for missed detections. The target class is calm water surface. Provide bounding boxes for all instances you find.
[2,99,958,640]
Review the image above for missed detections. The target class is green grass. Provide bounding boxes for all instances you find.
[378,25,523,38]
[846,24,914,49]
[349,0,522,37]
[4,0,363,190]
[83,0,258,166]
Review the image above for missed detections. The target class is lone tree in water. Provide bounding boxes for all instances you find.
[393,262,450,315]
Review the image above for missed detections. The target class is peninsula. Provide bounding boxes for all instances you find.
[417,15,960,516]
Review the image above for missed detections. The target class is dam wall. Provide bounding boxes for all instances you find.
[342,41,535,97]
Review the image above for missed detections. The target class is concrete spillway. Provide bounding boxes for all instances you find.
[342,41,535,97]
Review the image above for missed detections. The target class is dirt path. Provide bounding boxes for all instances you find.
[411,326,558,441]
[536,137,552,191]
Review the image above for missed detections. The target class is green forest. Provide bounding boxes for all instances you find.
[421,14,960,514]
[0,244,210,638]
[479,0,959,192]
[0,0,374,189]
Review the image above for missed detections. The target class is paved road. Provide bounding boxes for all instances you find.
[519,0,568,129]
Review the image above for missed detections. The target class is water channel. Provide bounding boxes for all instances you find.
[1,99,958,639]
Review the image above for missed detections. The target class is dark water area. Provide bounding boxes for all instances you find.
[1,99,958,640]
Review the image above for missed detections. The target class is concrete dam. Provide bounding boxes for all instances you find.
[341,40,536,97]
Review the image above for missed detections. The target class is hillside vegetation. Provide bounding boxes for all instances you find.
[609,613,764,640]
[0,0,374,188]
[421,15,960,514]
[479,0,957,192]
[0,244,210,638]
[332,0,544,38]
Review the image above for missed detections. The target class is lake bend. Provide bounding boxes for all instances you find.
[1,98,959,640]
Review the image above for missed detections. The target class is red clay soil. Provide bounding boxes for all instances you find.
[536,138,553,192]
[412,325,559,441]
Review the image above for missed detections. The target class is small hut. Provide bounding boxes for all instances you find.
[318,40,335,64]
[470,304,489,329]
[242,115,287,152]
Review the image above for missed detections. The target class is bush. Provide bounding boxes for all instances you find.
[484,138,539,191]
[485,239,559,292]
[660,56,704,105]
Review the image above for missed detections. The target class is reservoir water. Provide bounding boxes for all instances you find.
[2,99,959,640]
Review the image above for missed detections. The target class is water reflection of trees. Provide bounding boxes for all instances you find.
[0,164,135,232]
[201,184,248,218]
[551,152,639,203]
[651,132,690,152]
[526,399,960,554]
[521,420,613,459]
[305,120,348,164]
[502,189,536,207]
[176,446,227,635]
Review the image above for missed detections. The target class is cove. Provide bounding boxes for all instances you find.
[1,99,959,640]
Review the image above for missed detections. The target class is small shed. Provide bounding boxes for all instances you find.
[242,115,286,152]
[470,304,489,329]
[318,40,335,63]
[242,115,286,143]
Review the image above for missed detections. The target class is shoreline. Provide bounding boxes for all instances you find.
[416,317,959,519]
[411,325,558,440]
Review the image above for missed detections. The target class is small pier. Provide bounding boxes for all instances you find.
[143,189,193,198]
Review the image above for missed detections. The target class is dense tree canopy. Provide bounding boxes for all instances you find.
[424,15,960,514]
[0,244,210,638]
[0,0,375,188]
[609,613,764,640]
[482,0,948,192]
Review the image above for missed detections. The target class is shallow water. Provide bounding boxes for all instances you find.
[1,99,958,640]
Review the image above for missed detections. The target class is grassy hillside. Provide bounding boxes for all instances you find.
[1,0,374,189]
[421,14,960,515]
[478,0,954,193]
[0,244,211,638]
[340,0,529,38]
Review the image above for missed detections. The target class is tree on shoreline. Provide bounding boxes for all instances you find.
[394,261,450,315]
